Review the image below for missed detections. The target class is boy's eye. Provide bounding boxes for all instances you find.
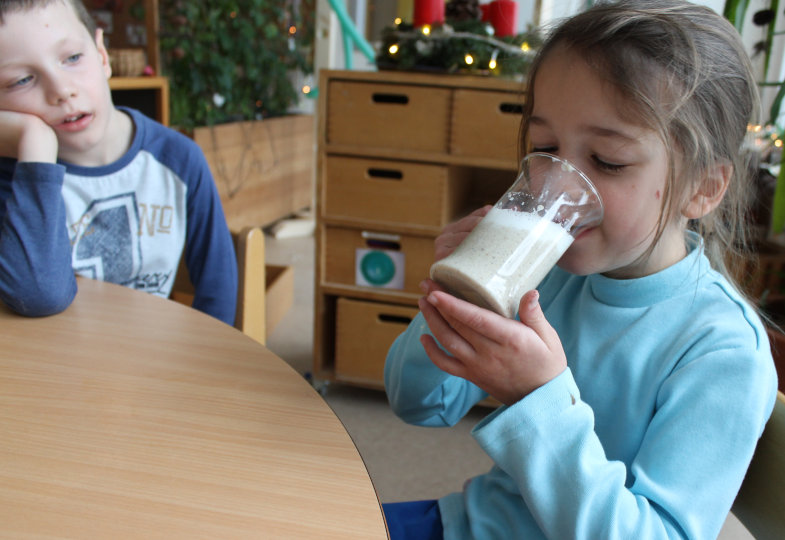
[65,53,83,64]
[9,75,33,88]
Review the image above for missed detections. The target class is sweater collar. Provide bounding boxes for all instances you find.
[585,232,711,308]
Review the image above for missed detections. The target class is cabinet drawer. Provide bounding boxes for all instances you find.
[450,88,524,163]
[323,156,471,228]
[326,80,451,152]
[323,226,433,294]
[335,298,418,384]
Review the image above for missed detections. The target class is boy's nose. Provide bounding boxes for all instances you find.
[46,80,77,105]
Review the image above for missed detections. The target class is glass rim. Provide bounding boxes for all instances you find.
[520,152,604,216]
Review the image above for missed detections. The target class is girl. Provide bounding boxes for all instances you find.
[383,1,779,539]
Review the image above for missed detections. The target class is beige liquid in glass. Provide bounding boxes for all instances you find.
[430,207,573,318]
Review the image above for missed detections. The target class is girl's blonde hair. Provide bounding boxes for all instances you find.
[521,0,760,285]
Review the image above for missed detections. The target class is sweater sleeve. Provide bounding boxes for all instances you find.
[181,152,237,326]
[385,312,488,427]
[0,161,77,315]
[471,339,777,539]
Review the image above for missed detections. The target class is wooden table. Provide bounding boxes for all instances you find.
[0,279,388,539]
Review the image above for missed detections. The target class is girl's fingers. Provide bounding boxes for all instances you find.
[418,295,477,361]
[426,290,519,347]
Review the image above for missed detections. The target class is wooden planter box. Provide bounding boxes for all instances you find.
[193,114,315,230]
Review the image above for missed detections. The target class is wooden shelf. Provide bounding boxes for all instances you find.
[109,76,169,126]
[313,69,525,388]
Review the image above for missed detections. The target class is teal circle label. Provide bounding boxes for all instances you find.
[360,250,396,286]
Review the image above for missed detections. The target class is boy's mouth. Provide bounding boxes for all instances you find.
[63,113,87,124]
[56,112,92,132]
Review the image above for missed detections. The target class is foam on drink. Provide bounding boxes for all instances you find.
[430,207,574,318]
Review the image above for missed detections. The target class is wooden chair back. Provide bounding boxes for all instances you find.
[732,390,785,540]
[170,226,266,344]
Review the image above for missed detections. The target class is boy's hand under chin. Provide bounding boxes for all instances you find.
[418,279,567,406]
[0,110,58,163]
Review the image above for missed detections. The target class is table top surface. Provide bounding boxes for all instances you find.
[0,278,388,539]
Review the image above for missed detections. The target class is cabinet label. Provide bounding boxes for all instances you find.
[355,248,405,289]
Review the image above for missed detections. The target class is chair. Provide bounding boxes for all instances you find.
[731,390,785,540]
[170,226,266,345]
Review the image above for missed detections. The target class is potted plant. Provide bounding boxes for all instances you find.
[158,0,317,230]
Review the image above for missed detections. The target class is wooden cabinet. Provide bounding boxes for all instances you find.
[313,69,526,389]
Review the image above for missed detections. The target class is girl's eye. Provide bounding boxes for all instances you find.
[65,53,83,64]
[593,155,625,173]
[531,146,557,155]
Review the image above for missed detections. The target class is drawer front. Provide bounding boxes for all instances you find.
[326,80,451,153]
[324,156,467,228]
[335,298,418,384]
[450,88,524,163]
[323,226,434,294]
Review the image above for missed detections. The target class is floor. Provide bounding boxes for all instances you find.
[262,230,753,539]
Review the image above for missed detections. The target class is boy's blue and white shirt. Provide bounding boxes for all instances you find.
[0,107,237,325]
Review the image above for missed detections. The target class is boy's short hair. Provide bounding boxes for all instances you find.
[0,0,96,36]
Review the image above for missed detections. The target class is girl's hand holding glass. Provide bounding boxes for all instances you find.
[433,205,491,263]
[417,278,567,406]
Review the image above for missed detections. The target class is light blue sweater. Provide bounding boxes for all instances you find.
[385,234,778,539]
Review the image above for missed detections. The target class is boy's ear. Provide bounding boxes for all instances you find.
[682,162,731,219]
[94,28,112,79]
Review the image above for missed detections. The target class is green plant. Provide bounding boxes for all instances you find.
[159,0,314,131]
[724,0,784,124]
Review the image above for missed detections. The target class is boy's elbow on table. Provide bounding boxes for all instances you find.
[0,281,77,317]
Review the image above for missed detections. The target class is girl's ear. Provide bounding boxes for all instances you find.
[682,162,731,219]
[95,28,112,79]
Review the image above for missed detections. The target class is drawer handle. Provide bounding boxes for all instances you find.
[378,313,413,325]
[372,93,410,105]
[367,168,403,180]
[362,231,401,251]
[499,102,524,115]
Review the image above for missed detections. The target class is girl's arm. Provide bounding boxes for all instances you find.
[385,206,495,425]
[471,343,775,539]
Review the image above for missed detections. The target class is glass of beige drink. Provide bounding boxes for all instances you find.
[430,153,603,318]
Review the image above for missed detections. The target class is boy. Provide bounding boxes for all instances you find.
[0,0,237,324]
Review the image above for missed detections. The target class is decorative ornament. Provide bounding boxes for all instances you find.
[377,15,541,78]
[445,0,482,22]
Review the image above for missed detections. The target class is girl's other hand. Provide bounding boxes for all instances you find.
[0,110,57,163]
[418,282,566,405]
[434,205,492,262]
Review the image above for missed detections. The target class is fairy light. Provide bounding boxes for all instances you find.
[389,43,399,55]
[521,42,530,52]
[394,17,402,25]
[289,25,297,35]
[489,49,499,70]
[422,24,431,36]
[302,85,312,95]
[465,53,474,65]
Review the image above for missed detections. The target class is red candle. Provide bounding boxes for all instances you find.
[488,0,517,37]
[413,0,445,27]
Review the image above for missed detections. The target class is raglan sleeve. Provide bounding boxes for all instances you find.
[0,160,77,315]
[181,147,238,326]
[385,311,489,427]
[471,323,777,540]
